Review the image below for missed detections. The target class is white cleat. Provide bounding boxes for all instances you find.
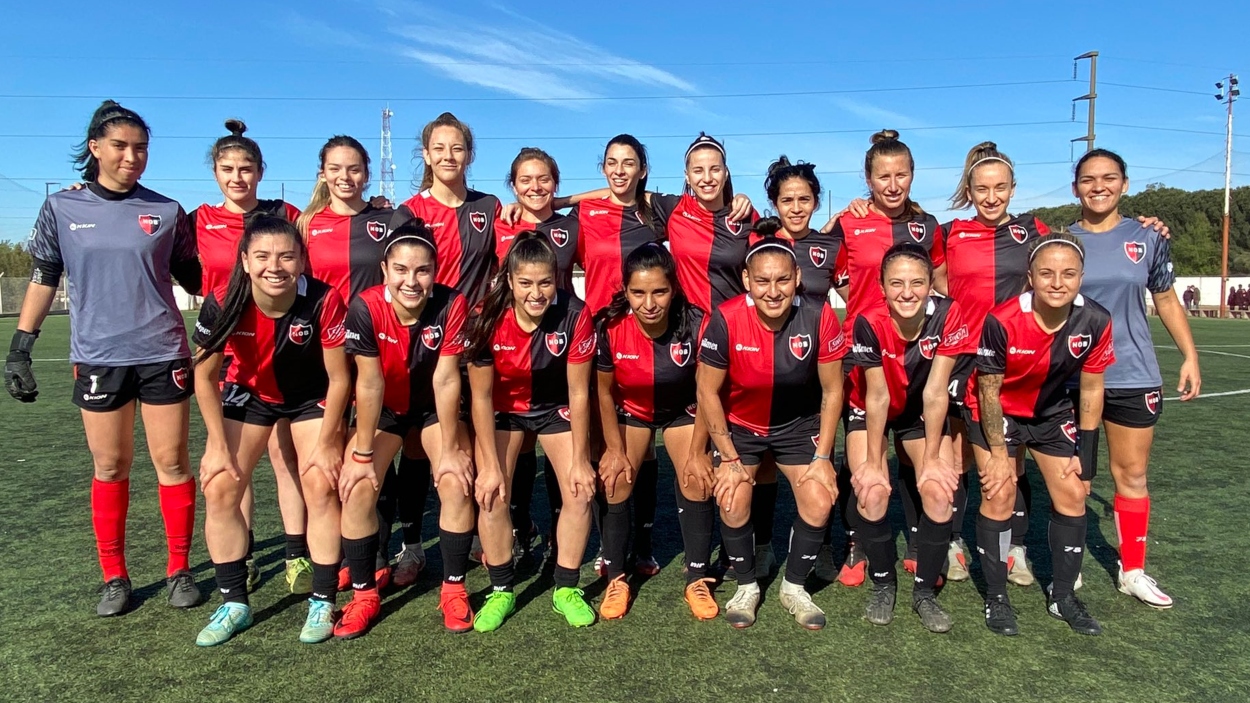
[1006,545,1035,587]
[1118,568,1173,609]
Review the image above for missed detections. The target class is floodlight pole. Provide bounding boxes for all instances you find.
[1217,74,1238,319]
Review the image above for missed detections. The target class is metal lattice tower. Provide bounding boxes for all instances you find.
[380,105,395,203]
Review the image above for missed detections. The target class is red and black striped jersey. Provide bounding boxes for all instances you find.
[943,213,1049,342]
[193,276,347,406]
[845,296,975,419]
[304,204,394,304]
[343,284,468,417]
[698,295,848,436]
[392,190,501,308]
[652,193,756,313]
[192,200,301,301]
[572,198,663,313]
[494,212,579,291]
[596,307,706,424]
[968,292,1115,422]
[831,211,945,325]
[470,291,596,416]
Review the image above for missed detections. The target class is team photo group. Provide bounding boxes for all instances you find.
[3,99,1201,647]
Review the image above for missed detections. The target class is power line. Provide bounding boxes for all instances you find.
[1101,81,1212,96]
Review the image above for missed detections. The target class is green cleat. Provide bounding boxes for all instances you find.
[299,599,336,644]
[196,603,252,647]
[552,587,596,628]
[286,557,313,595]
[245,557,261,592]
[473,590,517,633]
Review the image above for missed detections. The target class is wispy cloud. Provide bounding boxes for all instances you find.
[830,98,927,129]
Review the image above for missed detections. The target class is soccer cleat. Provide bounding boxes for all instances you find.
[1048,592,1102,635]
[469,535,484,564]
[944,539,970,582]
[865,581,897,626]
[1075,572,1084,591]
[599,575,632,620]
[1118,568,1172,609]
[684,578,720,620]
[723,584,761,629]
[754,543,778,578]
[333,589,381,640]
[299,599,337,644]
[1006,545,1035,586]
[337,565,350,592]
[438,583,475,633]
[375,553,392,591]
[286,557,313,595]
[837,542,867,588]
[512,523,539,564]
[902,540,918,575]
[166,569,203,609]
[552,587,596,627]
[913,595,953,634]
[473,590,515,633]
[195,603,252,647]
[984,594,1019,636]
[812,544,839,582]
[593,551,607,578]
[779,583,826,630]
[97,577,132,617]
[391,544,426,588]
[634,555,661,577]
[245,557,261,593]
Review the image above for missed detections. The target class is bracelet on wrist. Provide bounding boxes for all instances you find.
[720,455,739,465]
[350,453,373,464]
[352,448,374,457]
[813,453,831,461]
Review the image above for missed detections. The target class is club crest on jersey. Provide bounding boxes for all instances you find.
[138,214,161,235]
[171,367,188,391]
[918,335,941,360]
[1008,224,1029,244]
[725,217,743,236]
[1061,420,1077,444]
[545,332,567,357]
[670,341,692,367]
[1145,390,1161,414]
[789,334,812,361]
[549,228,569,248]
[1067,333,1091,359]
[288,323,313,346]
[908,222,926,243]
[469,211,487,233]
[557,407,572,421]
[811,435,820,448]
[366,220,387,242]
[1124,241,1146,264]
[421,325,443,351]
[686,403,698,418]
[809,246,828,268]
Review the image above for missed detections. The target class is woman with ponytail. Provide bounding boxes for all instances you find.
[191,216,351,646]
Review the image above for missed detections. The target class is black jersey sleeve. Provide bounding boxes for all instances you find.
[975,314,1008,376]
[28,199,64,285]
[170,206,203,296]
[847,315,882,368]
[344,296,379,357]
[192,293,223,347]
[388,203,417,231]
[1147,234,1176,295]
[650,192,682,225]
[595,319,615,373]
[698,309,731,369]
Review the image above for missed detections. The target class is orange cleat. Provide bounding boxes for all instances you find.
[598,575,631,620]
[684,578,720,620]
[333,588,381,640]
[438,583,474,633]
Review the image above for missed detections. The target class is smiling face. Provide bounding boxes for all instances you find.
[625,267,673,328]
[243,232,304,299]
[320,145,368,205]
[1073,156,1128,219]
[512,158,556,215]
[685,147,727,208]
[868,153,913,215]
[743,251,799,321]
[968,161,1015,225]
[1028,244,1083,311]
[510,261,557,319]
[423,125,469,188]
[603,143,645,201]
[881,256,932,321]
[774,177,816,236]
[89,123,149,190]
[383,243,437,314]
[214,150,262,208]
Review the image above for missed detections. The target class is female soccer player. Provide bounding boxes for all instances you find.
[338,226,476,637]
[696,219,846,630]
[1067,149,1200,608]
[595,242,715,620]
[968,232,1113,637]
[467,232,598,630]
[7,101,203,617]
[191,216,351,646]
[844,243,972,631]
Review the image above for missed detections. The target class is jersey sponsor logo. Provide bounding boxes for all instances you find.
[587,209,609,217]
[789,334,812,361]
[1124,241,1146,264]
[700,339,719,352]
[1061,419,1077,444]
[204,223,228,231]
[469,211,488,233]
[943,325,969,348]
[288,323,313,345]
[138,214,162,235]
[310,228,334,237]
[378,331,399,344]
[918,335,941,360]
[615,352,640,361]
[549,228,569,248]
[557,407,572,421]
[1145,390,1161,414]
[1007,345,1036,356]
[957,231,982,239]
[545,331,568,357]
[685,403,698,417]
[734,343,761,353]
[195,321,212,337]
[325,323,345,345]
[851,343,875,355]
[492,343,516,352]
[345,329,361,342]
[670,341,692,367]
[230,330,256,337]
[69,222,97,231]
[809,245,828,268]
[366,220,387,242]
[576,336,595,357]
[421,325,443,350]
[681,211,702,223]
[1008,224,1029,244]
[908,222,926,242]
[828,331,845,352]
[725,217,743,236]
[852,228,876,236]
[1067,333,1091,359]
[171,367,188,391]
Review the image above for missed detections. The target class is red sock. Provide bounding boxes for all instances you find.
[91,478,130,581]
[1113,494,1150,572]
[158,480,196,576]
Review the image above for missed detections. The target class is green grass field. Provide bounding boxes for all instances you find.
[1,314,1247,703]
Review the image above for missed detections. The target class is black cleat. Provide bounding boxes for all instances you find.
[97,577,132,617]
[984,594,1018,636]
[1048,592,1102,636]
[865,581,897,626]
[913,595,953,633]
[167,570,203,609]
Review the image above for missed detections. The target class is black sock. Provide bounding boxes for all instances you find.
[633,458,659,559]
[721,522,757,586]
[950,473,969,541]
[599,497,631,579]
[246,530,255,559]
[859,514,897,585]
[376,462,398,559]
[439,528,473,585]
[397,456,431,547]
[343,535,379,591]
[898,460,921,549]
[674,479,714,584]
[1048,511,1087,600]
[310,561,339,603]
[750,481,778,547]
[785,517,824,585]
[487,560,516,592]
[543,457,562,554]
[285,533,309,560]
[215,559,250,605]
[553,564,580,589]
[511,450,538,535]
[976,514,1012,599]
[914,515,952,598]
[1011,477,1031,547]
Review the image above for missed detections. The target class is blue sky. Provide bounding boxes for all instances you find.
[2,0,1247,241]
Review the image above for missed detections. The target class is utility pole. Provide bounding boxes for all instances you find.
[44,181,59,199]
[1216,74,1239,319]
[1072,52,1098,153]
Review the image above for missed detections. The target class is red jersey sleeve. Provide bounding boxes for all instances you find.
[938,298,976,357]
[928,222,947,267]
[442,294,469,357]
[847,314,882,368]
[818,305,848,362]
[344,296,379,357]
[698,309,730,369]
[1083,319,1116,373]
[319,288,348,348]
[568,307,596,364]
[1033,217,1051,235]
[284,202,302,222]
[975,314,1008,376]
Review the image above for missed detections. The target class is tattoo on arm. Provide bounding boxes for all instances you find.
[978,374,1006,447]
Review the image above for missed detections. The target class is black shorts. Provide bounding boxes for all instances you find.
[221,383,325,427]
[1068,386,1162,429]
[719,415,822,467]
[495,407,571,435]
[843,405,932,442]
[73,358,193,412]
[374,407,441,438]
[948,355,975,411]
[966,409,1076,459]
[620,404,697,432]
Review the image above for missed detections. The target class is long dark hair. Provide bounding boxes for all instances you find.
[416,112,475,192]
[603,134,659,234]
[73,100,151,182]
[507,147,560,191]
[598,242,693,340]
[384,219,438,263]
[296,135,371,238]
[764,155,821,211]
[1074,148,1128,182]
[209,118,264,172]
[466,231,558,355]
[880,242,934,283]
[195,215,307,364]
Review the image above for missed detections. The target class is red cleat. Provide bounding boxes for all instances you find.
[333,589,381,640]
[439,583,474,633]
[837,542,867,588]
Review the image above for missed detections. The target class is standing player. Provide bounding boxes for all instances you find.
[7,101,203,616]
[1067,149,1200,608]
[968,233,1113,636]
[337,228,476,637]
[467,232,599,630]
[190,216,351,646]
[696,221,847,630]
